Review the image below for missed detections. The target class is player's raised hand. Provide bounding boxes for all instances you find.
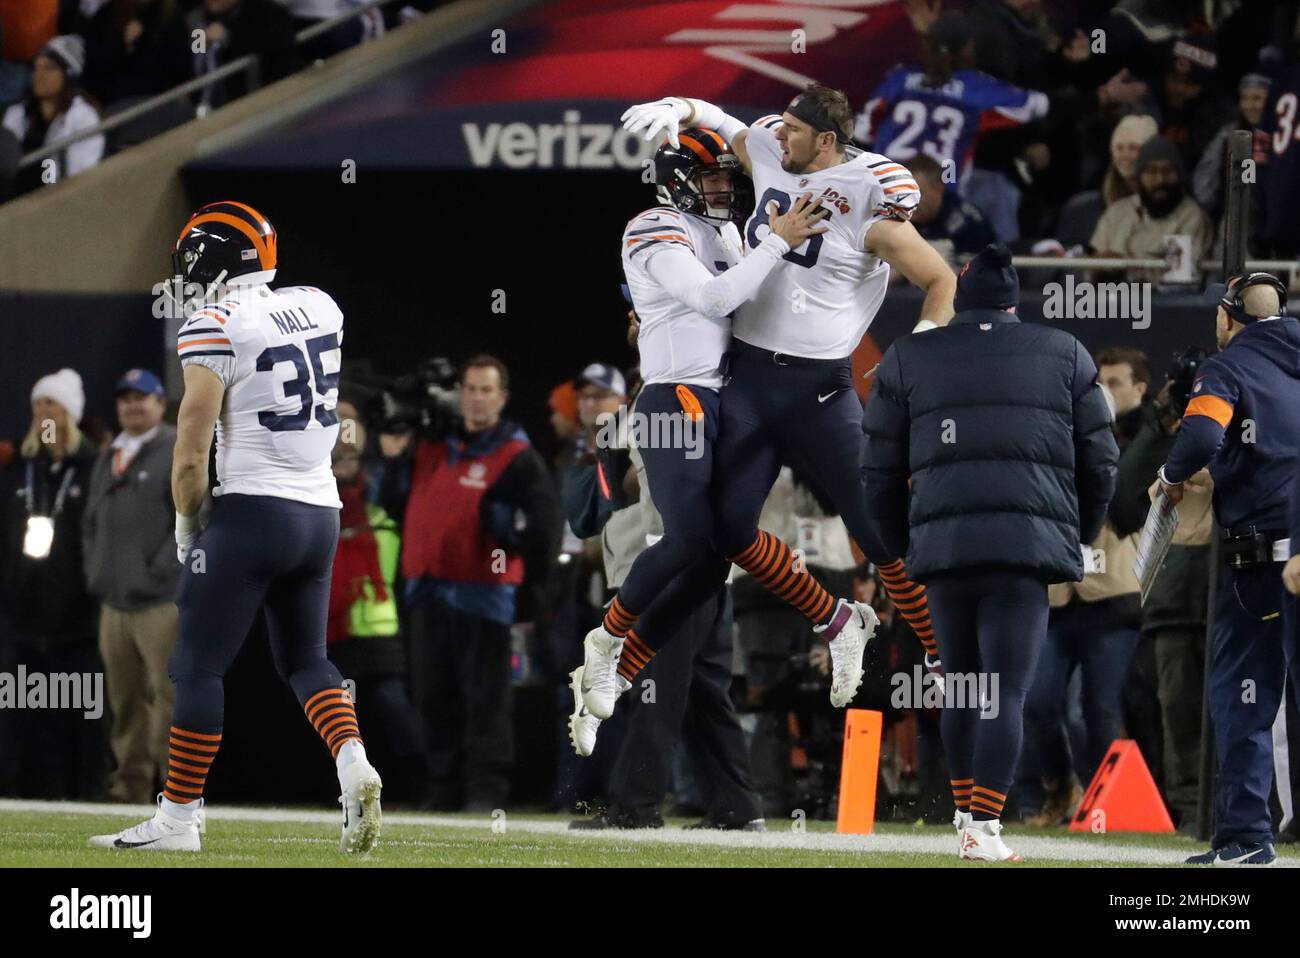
[621,98,691,148]
[767,193,830,247]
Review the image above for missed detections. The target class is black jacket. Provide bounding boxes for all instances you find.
[1112,408,1209,633]
[1,442,100,648]
[862,308,1118,581]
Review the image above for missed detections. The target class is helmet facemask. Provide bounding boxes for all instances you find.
[655,143,744,224]
[169,241,228,317]
[692,163,738,223]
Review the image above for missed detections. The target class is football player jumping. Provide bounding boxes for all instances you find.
[572,128,886,755]
[580,86,956,726]
[90,202,383,853]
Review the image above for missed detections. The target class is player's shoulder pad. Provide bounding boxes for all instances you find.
[862,151,920,220]
[623,205,695,257]
[177,298,241,361]
[751,114,784,133]
[280,284,344,323]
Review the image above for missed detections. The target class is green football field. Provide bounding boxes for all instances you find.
[4,800,1298,867]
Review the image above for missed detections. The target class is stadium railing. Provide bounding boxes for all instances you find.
[1010,256,1299,274]
[16,0,402,175]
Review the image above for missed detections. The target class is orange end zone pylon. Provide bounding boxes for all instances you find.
[836,709,882,835]
[1069,739,1175,834]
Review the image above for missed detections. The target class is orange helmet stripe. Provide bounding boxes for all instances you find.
[178,211,274,270]
[215,201,277,263]
[698,128,728,152]
[677,133,719,167]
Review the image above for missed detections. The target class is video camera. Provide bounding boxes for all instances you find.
[358,356,461,441]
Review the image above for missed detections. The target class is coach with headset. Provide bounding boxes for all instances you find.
[1157,272,1300,866]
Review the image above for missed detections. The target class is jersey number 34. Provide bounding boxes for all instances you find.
[745,187,831,268]
[256,333,340,431]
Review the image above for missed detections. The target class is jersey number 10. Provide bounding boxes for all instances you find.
[256,333,340,431]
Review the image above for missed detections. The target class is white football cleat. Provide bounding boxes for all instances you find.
[568,666,601,757]
[88,795,202,852]
[815,599,878,708]
[339,758,383,854]
[959,817,1023,862]
[580,625,627,720]
[953,809,972,858]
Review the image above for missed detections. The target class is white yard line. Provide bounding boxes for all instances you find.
[0,798,1287,866]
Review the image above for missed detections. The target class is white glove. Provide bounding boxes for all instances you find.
[176,512,200,565]
[621,98,692,147]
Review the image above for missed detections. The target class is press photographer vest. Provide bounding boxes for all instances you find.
[401,435,527,586]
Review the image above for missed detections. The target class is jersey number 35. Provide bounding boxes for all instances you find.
[256,333,340,431]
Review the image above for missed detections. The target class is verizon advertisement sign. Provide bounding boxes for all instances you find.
[462,110,657,170]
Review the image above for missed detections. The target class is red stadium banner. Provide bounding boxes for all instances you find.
[194,0,918,172]
[434,0,915,109]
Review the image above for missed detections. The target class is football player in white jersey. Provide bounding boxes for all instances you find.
[573,130,881,755]
[90,202,382,854]
[609,85,956,699]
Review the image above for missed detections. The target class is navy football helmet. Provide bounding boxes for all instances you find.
[173,201,277,292]
[654,127,744,224]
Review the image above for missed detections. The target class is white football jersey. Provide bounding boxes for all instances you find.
[177,282,343,508]
[735,115,920,359]
[621,205,745,389]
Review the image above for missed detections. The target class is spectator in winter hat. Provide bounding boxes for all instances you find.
[1,35,105,194]
[1102,114,1159,208]
[0,367,104,799]
[1090,135,1212,272]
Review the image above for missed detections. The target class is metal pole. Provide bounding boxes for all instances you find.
[1196,535,1218,841]
[1196,130,1252,842]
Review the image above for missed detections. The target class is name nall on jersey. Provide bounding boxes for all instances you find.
[269,307,321,334]
[0,666,102,719]
[50,889,151,939]
[176,283,345,509]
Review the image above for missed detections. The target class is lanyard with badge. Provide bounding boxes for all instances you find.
[22,460,74,560]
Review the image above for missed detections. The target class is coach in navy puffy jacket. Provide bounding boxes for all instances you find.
[858,244,1117,857]
[861,248,1118,583]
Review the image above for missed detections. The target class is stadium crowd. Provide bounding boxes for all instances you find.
[2,0,1300,837]
[0,0,450,199]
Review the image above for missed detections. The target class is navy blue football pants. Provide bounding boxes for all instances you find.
[616,340,899,651]
[1209,562,1300,848]
[712,339,897,561]
[171,494,346,734]
[924,570,1051,819]
[612,382,722,617]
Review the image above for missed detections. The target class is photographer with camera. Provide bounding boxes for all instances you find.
[378,354,560,811]
[1108,347,1214,830]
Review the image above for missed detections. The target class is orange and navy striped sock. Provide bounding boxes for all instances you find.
[729,530,837,625]
[304,687,362,758]
[616,630,655,683]
[602,596,638,638]
[970,785,1007,821]
[950,778,973,814]
[876,559,938,658]
[163,726,222,805]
